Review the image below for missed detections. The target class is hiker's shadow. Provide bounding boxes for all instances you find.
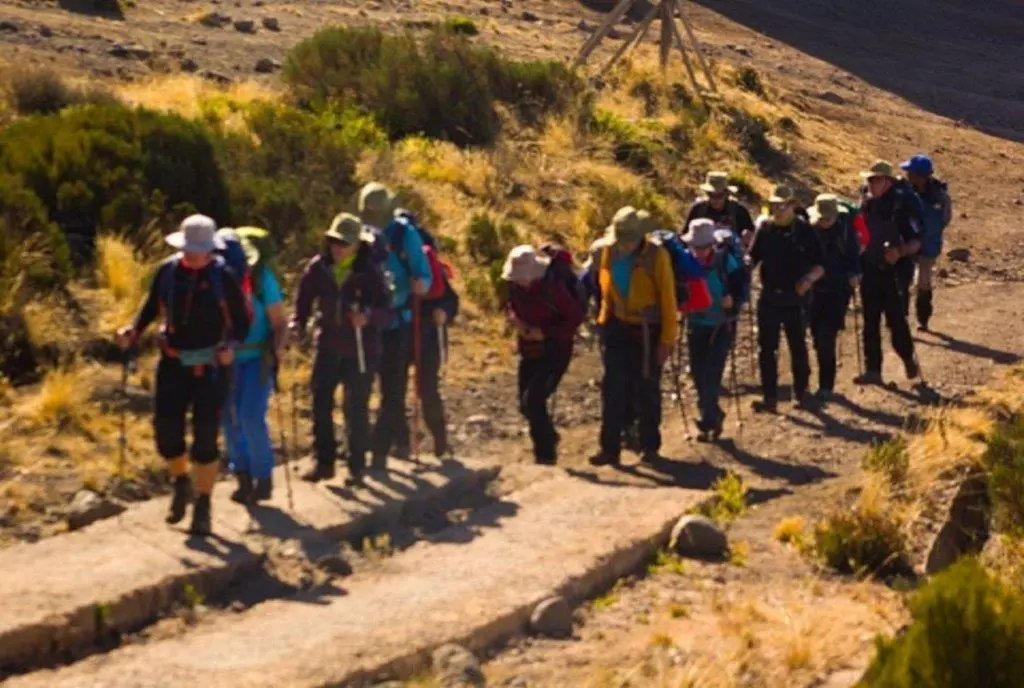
[829,393,906,429]
[714,438,836,486]
[567,458,727,490]
[916,330,1021,365]
[184,532,249,559]
[786,405,891,446]
[58,0,126,19]
[420,498,520,545]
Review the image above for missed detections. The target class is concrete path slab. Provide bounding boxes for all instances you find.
[0,458,498,672]
[7,475,702,687]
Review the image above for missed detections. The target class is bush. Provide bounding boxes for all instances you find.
[983,416,1024,537]
[734,66,765,97]
[0,104,230,248]
[283,26,581,146]
[861,558,1024,687]
[863,438,910,485]
[465,212,518,266]
[3,67,118,116]
[0,175,71,296]
[588,109,663,172]
[444,16,479,36]
[814,501,908,578]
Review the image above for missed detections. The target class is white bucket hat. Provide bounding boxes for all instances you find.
[682,218,717,248]
[166,214,224,254]
[501,245,551,283]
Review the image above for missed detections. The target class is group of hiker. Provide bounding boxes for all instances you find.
[115,155,951,537]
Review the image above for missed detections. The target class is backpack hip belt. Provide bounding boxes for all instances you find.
[159,340,218,377]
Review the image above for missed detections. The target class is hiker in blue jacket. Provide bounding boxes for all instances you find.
[358,182,432,471]
[900,154,952,332]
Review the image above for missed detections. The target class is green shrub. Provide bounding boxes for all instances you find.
[588,109,663,171]
[283,26,581,146]
[3,67,117,116]
[699,472,748,523]
[863,438,910,485]
[861,558,1024,687]
[734,66,765,97]
[465,212,518,265]
[983,416,1024,537]
[814,503,908,578]
[0,174,71,296]
[444,16,479,36]
[0,104,230,242]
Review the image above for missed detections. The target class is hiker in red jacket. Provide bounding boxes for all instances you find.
[503,245,584,465]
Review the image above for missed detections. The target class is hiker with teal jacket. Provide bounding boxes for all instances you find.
[215,228,287,505]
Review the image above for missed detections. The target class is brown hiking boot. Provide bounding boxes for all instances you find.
[189,495,212,537]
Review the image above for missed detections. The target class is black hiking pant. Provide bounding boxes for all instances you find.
[600,318,663,458]
[395,321,449,457]
[861,266,915,375]
[808,289,849,393]
[757,297,810,402]
[371,324,411,460]
[154,357,226,465]
[518,343,571,464]
[312,352,375,476]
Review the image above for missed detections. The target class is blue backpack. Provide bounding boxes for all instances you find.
[649,229,702,307]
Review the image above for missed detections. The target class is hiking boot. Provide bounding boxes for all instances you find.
[815,389,833,404]
[535,455,557,466]
[751,399,777,414]
[344,473,365,488]
[904,356,921,380]
[189,495,212,537]
[392,445,411,461]
[695,430,712,444]
[641,450,660,464]
[370,454,388,473]
[230,472,252,505]
[589,452,620,467]
[252,477,273,503]
[793,393,815,410]
[302,463,335,483]
[854,371,884,386]
[166,475,193,525]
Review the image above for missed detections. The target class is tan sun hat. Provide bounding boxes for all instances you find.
[700,171,739,196]
[859,160,897,180]
[325,212,363,244]
[358,182,396,228]
[501,245,551,283]
[769,185,796,204]
[807,194,848,225]
[607,206,644,245]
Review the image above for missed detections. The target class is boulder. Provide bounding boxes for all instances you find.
[67,490,126,531]
[817,91,847,105]
[529,596,573,638]
[947,247,971,263]
[180,58,199,73]
[199,12,232,28]
[254,58,281,74]
[0,21,19,33]
[432,643,485,687]
[669,515,727,558]
[108,44,151,60]
[522,11,540,22]
[234,19,257,34]
[925,470,991,574]
[262,17,281,32]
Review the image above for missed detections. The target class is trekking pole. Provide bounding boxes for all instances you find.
[438,322,447,371]
[275,351,294,511]
[746,297,757,383]
[118,346,137,480]
[290,345,301,467]
[411,296,423,464]
[673,316,692,439]
[728,329,743,439]
[853,290,864,376]
[352,303,366,375]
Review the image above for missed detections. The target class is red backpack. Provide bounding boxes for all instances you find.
[423,245,454,301]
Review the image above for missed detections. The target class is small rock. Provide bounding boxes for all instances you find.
[262,17,280,31]
[254,57,281,74]
[937,267,950,278]
[466,414,492,427]
[192,38,208,46]
[730,44,752,57]
[946,247,971,263]
[816,91,846,105]
[577,19,593,32]
[432,644,485,687]
[201,70,233,85]
[109,43,151,60]
[522,11,540,21]
[960,211,969,220]
[0,21,19,33]
[67,490,126,531]
[607,27,623,40]
[530,596,573,638]
[199,11,232,28]
[670,515,728,558]
[180,58,199,73]
[39,25,53,38]
[234,19,257,34]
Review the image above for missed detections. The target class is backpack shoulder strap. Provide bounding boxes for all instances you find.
[160,256,181,333]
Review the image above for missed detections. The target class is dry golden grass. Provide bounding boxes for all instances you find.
[115,75,278,120]
[20,366,91,430]
[95,234,151,330]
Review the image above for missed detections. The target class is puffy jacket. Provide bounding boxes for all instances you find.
[291,243,392,360]
[367,219,433,330]
[916,178,952,259]
[590,238,678,347]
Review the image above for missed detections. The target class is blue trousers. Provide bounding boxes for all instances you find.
[688,322,734,432]
[222,357,275,479]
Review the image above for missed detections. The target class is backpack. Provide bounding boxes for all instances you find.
[708,247,750,310]
[234,227,279,302]
[388,211,454,302]
[648,230,701,310]
[215,231,250,285]
[159,254,237,339]
[538,243,587,311]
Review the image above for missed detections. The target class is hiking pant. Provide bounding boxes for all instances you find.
[154,357,225,465]
[518,344,571,464]
[897,259,915,316]
[312,351,375,476]
[915,257,936,327]
[809,290,849,393]
[688,322,734,432]
[861,266,915,375]
[371,324,411,459]
[757,298,810,402]
[395,321,449,456]
[223,356,274,479]
[600,318,663,457]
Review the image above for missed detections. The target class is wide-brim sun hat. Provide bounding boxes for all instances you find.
[325,212,364,244]
[860,160,897,180]
[358,182,396,227]
[700,171,739,195]
[807,193,848,225]
[501,244,551,282]
[166,214,224,254]
[607,206,644,245]
[769,185,795,204]
[682,218,717,248]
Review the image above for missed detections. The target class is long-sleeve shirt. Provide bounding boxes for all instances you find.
[748,217,824,306]
[813,217,862,294]
[291,244,392,360]
[507,279,584,356]
[685,199,755,238]
[371,218,433,330]
[860,182,924,271]
[135,256,250,351]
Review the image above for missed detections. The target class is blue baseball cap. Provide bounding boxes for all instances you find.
[900,154,933,176]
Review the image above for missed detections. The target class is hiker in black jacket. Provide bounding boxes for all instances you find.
[747,186,825,412]
[117,215,251,537]
[855,161,923,385]
[685,171,756,248]
[807,195,862,402]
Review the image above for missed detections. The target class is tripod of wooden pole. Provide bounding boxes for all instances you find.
[574,0,717,95]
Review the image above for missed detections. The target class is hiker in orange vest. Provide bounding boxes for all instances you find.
[589,207,678,466]
[116,215,251,537]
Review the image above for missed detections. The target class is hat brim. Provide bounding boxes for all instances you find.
[240,238,260,267]
[682,231,715,247]
[324,230,356,244]
[860,170,895,180]
[166,231,224,253]
[502,255,550,282]
[700,183,739,195]
[769,196,793,204]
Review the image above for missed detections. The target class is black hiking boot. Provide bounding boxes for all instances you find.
[344,473,365,488]
[189,495,212,537]
[230,472,252,505]
[854,371,884,386]
[641,450,660,464]
[904,356,921,381]
[166,475,193,525]
[392,445,411,461]
[751,398,777,414]
[793,392,816,411]
[252,477,273,503]
[815,388,834,404]
[302,463,335,483]
[370,453,388,473]
[589,452,620,467]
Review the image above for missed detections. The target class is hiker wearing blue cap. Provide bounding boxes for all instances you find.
[900,154,952,332]
[116,215,251,537]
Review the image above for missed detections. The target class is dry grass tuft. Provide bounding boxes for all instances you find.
[21,366,91,431]
[95,234,150,328]
[115,75,278,120]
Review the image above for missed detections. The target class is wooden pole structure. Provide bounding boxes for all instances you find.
[602,1,660,73]
[676,2,718,92]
